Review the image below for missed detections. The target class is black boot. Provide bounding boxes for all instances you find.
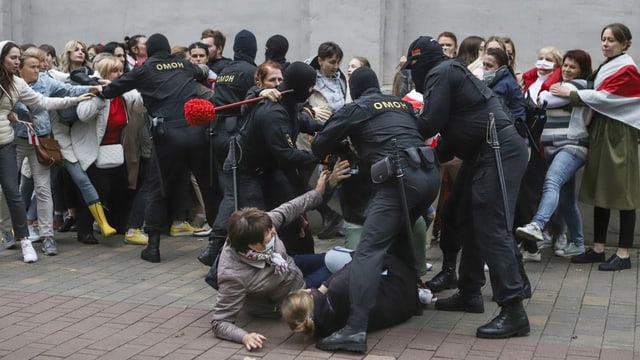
[435,291,484,313]
[476,301,530,339]
[141,233,160,263]
[316,325,367,353]
[317,208,343,239]
[197,236,225,266]
[426,266,457,292]
[77,232,98,245]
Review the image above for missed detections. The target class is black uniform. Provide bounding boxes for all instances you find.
[208,56,231,75]
[200,32,259,266]
[101,33,219,262]
[234,63,322,255]
[312,68,440,339]
[311,254,421,338]
[417,57,529,304]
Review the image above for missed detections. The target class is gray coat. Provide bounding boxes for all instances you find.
[211,189,322,343]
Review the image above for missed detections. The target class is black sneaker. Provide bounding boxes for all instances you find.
[598,254,631,271]
[571,248,605,264]
[58,216,76,233]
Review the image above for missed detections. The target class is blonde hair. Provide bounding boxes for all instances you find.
[538,46,563,68]
[281,290,315,337]
[171,45,189,59]
[22,47,45,61]
[59,40,90,73]
[93,54,122,78]
[20,47,45,68]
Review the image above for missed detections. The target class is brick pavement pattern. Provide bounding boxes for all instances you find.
[0,232,637,359]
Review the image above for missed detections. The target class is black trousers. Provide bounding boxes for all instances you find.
[210,169,266,242]
[145,125,220,235]
[456,126,529,305]
[76,163,132,234]
[347,164,440,328]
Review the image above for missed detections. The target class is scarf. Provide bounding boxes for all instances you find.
[241,247,289,275]
[576,53,640,129]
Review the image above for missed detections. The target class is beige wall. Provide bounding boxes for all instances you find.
[1,0,637,86]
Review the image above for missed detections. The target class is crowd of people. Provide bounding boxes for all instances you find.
[0,22,638,354]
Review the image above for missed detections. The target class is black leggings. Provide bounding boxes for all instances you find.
[593,207,635,248]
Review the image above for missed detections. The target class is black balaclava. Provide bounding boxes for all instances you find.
[348,67,380,100]
[265,34,289,64]
[282,61,317,103]
[403,36,447,93]
[233,29,257,64]
[146,33,170,57]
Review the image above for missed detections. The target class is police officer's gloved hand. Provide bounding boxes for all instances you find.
[70,67,100,86]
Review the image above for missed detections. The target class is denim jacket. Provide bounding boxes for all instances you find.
[12,72,90,138]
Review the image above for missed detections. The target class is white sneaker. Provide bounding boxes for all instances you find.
[522,250,541,262]
[28,224,40,242]
[21,238,38,263]
[193,224,212,237]
[418,288,437,305]
[555,243,585,257]
[515,222,543,242]
[554,234,568,251]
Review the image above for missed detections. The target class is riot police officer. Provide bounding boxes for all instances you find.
[101,33,218,263]
[406,36,530,339]
[312,67,440,353]
[236,61,322,255]
[198,29,258,266]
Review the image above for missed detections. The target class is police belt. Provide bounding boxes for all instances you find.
[370,146,436,184]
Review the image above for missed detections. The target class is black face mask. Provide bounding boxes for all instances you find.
[283,61,316,103]
[411,57,445,94]
[349,67,379,100]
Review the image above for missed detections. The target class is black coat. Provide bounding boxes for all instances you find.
[102,52,206,121]
[312,254,420,338]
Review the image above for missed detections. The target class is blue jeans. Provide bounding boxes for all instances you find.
[63,160,99,205]
[532,147,586,245]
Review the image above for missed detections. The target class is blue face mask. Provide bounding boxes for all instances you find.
[483,69,497,84]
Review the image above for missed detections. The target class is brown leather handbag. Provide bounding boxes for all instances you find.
[21,112,64,169]
[35,136,63,168]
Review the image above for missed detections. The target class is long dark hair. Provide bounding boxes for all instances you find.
[0,42,19,100]
[486,47,515,77]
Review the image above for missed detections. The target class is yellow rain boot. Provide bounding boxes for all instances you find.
[88,202,117,237]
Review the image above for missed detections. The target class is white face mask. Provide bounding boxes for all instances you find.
[535,59,555,70]
[260,234,275,253]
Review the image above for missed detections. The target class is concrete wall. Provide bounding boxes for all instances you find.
[1,0,637,86]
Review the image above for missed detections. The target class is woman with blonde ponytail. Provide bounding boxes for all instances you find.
[282,254,422,340]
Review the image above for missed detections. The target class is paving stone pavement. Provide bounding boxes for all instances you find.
[0,231,638,360]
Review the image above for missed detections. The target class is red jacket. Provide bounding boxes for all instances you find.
[521,67,562,95]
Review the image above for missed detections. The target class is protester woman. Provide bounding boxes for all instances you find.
[552,23,640,271]
[0,40,91,262]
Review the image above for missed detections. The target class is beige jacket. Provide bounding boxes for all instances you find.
[0,76,79,145]
[211,189,323,343]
